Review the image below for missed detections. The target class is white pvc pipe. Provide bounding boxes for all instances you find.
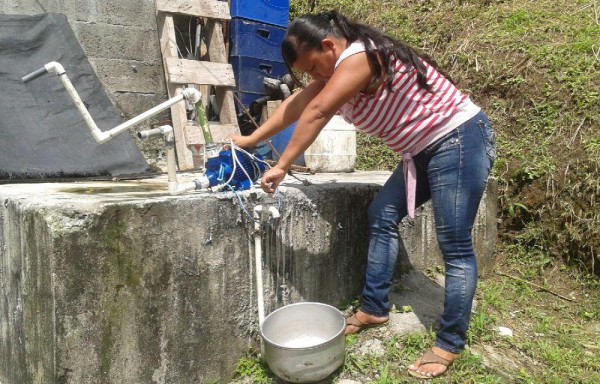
[253,205,281,325]
[24,62,209,195]
[30,62,202,144]
[253,205,266,325]
[268,206,280,220]
[102,94,186,143]
[96,87,199,143]
[137,124,208,195]
[55,67,110,143]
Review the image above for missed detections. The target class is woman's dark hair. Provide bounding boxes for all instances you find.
[282,10,454,91]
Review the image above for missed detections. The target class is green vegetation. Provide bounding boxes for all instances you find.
[233,0,599,382]
[291,0,599,275]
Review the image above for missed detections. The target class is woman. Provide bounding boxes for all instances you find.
[232,10,496,378]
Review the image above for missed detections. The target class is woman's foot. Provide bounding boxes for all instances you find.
[344,310,389,335]
[407,346,459,378]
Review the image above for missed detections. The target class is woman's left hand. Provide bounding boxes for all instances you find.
[260,166,287,193]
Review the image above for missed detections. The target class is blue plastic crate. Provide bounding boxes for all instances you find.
[231,56,289,94]
[271,122,305,165]
[229,18,286,61]
[230,0,289,27]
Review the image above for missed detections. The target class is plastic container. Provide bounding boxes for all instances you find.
[270,122,305,166]
[304,116,356,172]
[229,18,286,61]
[230,56,289,94]
[254,141,272,160]
[230,0,289,28]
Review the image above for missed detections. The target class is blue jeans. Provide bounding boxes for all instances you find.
[360,111,496,353]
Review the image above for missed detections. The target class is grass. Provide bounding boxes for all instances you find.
[232,257,600,383]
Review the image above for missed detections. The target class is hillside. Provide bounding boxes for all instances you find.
[291,0,599,275]
[232,1,599,382]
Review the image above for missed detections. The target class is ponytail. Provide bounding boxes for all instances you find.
[282,10,454,91]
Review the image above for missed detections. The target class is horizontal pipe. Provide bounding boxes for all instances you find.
[137,125,173,140]
[22,67,48,82]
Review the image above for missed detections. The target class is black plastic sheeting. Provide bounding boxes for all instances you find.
[0,13,153,180]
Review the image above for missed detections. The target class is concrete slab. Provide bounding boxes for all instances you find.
[0,171,496,383]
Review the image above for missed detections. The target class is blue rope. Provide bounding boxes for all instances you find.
[226,185,257,223]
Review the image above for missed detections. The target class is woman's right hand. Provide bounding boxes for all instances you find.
[229,134,256,149]
[260,166,287,194]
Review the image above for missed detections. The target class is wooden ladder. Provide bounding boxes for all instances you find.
[155,0,239,170]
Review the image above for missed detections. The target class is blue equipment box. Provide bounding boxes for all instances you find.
[229,18,286,61]
[231,56,289,94]
[229,0,289,27]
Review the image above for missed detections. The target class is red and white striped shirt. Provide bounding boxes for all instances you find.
[335,41,480,217]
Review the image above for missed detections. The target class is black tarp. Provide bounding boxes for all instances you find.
[0,13,153,180]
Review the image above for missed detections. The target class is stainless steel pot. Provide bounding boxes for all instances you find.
[260,302,346,383]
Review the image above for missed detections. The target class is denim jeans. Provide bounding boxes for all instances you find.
[360,110,496,353]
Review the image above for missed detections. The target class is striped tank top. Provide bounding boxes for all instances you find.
[335,41,481,217]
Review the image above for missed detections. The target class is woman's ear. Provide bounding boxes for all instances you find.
[320,38,336,52]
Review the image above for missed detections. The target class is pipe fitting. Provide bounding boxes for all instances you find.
[137,125,173,140]
[182,88,202,104]
[45,61,65,75]
[268,206,280,220]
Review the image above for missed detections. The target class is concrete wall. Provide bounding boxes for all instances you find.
[0,0,168,163]
[0,174,497,383]
[0,177,376,383]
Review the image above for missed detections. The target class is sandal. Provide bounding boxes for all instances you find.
[407,348,455,379]
[345,313,389,335]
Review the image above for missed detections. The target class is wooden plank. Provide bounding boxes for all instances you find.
[157,12,195,170]
[185,123,240,145]
[155,0,239,169]
[155,0,231,20]
[261,100,282,124]
[204,19,238,127]
[165,58,235,86]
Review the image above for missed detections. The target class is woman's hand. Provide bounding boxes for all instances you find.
[229,134,256,149]
[260,166,287,193]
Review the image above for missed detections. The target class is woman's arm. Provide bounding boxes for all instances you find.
[261,51,375,192]
[231,80,326,148]
[273,52,374,171]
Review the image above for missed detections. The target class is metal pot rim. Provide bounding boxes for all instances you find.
[259,302,345,351]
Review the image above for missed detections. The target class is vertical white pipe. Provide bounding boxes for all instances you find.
[253,205,266,325]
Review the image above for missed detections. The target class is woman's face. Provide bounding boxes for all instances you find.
[292,40,338,81]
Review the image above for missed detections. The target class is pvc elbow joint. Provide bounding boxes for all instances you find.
[182,88,201,104]
[45,62,65,75]
[268,206,280,220]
